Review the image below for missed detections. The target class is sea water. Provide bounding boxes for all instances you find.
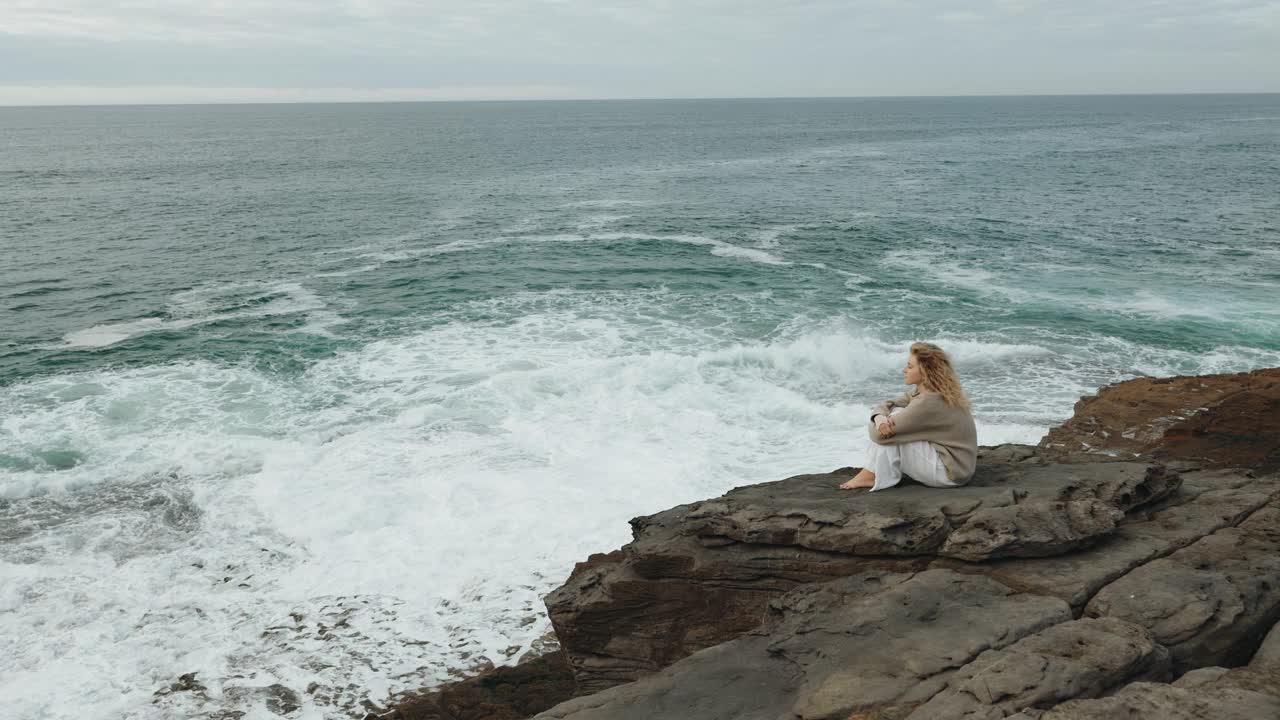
[2,95,1279,719]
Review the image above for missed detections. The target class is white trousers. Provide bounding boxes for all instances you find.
[865,408,955,492]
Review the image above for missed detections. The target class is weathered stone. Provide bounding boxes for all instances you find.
[537,570,1071,720]
[1026,679,1280,720]
[547,456,1177,693]
[682,460,1176,561]
[937,500,1123,562]
[1039,367,1280,472]
[932,470,1280,610]
[388,651,576,720]
[1032,657,1280,720]
[1025,613,1280,720]
[905,617,1169,720]
[544,508,918,694]
[1171,666,1229,688]
[1251,620,1280,669]
[1085,500,1280,671]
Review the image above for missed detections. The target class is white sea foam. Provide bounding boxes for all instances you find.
[836,269,877,286]
[314,263,381,278]
[709,244,789,265]
[560,199,649,208]
[357,250,417,263]
[874,248,1265,331]
[311,232,450,278]
[1094,290,1228,321]
[422,237,489,255]
[60,282,335,349]
[880,248,1022,300]
[62,318,189,348]
[929,338,1055,362]
[2,315,909,719]
[510,233,591,244]
[425,230,792,267]
[5,296,1276,720]
[748,224,805,249]
[574,214,629,231]
[590,231,791,266]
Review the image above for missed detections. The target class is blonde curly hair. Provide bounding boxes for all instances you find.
[911,342,970,410]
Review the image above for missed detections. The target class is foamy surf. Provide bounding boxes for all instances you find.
[419,230,793,267]
[2,308,1078,720]
[58,282,334,349]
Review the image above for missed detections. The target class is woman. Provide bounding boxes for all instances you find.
[839,342,977,491]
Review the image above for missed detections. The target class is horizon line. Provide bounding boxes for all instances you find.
[2,90,1278,110]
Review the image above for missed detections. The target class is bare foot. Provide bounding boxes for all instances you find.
[839,468,876,490]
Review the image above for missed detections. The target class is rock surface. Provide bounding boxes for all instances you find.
[1251,618,1280,669]
[682,458,1172,560]
[1024,623,1280,720]
[1039,367,1280,472]
[905,617,1170,720]
[1021,679,1280,720]
[1084,498,1280,671]
[537,570,1072,720]
[933,468,1280,610]
[384,652,576,720]
[546,454,1178,691]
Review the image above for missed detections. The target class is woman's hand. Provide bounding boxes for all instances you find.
[875,415,896,439]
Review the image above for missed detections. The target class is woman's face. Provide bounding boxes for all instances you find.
[903,354,923,386]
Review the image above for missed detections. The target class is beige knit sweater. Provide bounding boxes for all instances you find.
[868,389,977,483]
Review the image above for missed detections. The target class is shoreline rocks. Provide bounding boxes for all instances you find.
[545,454,1180,693]
[1039,367,1280,472]
[385,368,1280,720]
[540,569,1074,720]
[383,652,576,720]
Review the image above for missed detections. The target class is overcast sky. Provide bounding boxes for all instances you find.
[1,0,1277,105]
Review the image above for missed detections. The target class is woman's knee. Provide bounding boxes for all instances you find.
[870,442,900,458]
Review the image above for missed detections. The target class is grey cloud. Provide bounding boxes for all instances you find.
[0,0,1277,103]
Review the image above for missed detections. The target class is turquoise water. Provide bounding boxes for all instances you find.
[2,95,1278,718]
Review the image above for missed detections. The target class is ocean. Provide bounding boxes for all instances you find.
[2,95,1278,719]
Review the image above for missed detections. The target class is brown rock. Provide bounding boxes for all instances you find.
[905,617,1170,720]
[544,503,907,695]
[1031,635,1280,720]
[932,469,1280,610]
[388,651,576,720]
[546,454,1177,693]
[937,500,1123,562]
[682,459,1175,560]
[1039,367,1280,472]
[1025,679,1280,720]
[1085,499,1280,671]
[1020,612,1280,720]
[537,570,1071,720]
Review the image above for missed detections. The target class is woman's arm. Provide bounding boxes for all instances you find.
[868,393,960,445]
[870,392,914,423]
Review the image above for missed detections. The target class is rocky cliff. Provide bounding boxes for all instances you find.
[387,367,1280,720]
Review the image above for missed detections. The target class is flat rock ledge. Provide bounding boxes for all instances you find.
[535,479,1280,720]
[547,450,1182,693]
